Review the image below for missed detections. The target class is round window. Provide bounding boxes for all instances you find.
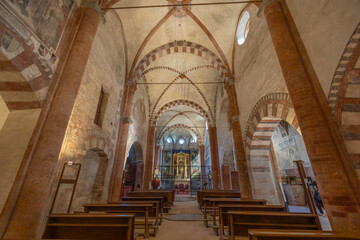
[166,138,172,144]
[236,11,250,45]
[178,138,185,145]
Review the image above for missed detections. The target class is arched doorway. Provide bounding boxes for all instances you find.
[72,148,109,212]
[122,142,143,195]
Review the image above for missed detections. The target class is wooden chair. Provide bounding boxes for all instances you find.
[42,214,134,240]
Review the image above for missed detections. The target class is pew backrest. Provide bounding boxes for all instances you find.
[42,214,134,240]
[248,229,360,240]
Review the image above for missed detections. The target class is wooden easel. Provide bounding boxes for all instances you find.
[49,161,82,213]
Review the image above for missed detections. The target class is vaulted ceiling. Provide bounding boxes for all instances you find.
[104,0,248,144]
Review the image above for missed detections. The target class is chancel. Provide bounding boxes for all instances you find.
[0,0,360,239]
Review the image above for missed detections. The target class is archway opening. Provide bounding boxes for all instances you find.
[71,148,109,212]
[122,142,143,195]
[249,117,326,216]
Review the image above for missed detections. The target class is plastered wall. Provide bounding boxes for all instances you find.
[0,108,41,213]
[55,12,127,212]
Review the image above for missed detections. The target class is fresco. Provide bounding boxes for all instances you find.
[4,0,74,50]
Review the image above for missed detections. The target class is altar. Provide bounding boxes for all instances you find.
[172,151,190,180]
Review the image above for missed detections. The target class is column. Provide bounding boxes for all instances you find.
[143,125,156,190]
[225,82,252,198]
[264,1,360,232]
[109,83,137,202]
[3,7,100,239]
[208,126,221,190]
[199,144,206,189]
[154,145,161,169]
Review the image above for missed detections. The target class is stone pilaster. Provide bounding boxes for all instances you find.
[109,83,137,202]
[225,82,252,198]
[208,126,221,190]
[143,126,157,190]
[199,144,206,189]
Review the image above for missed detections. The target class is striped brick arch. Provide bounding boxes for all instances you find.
[0,22,52,110]
[157,124,201,144]
[151,99,212,125]
[243,93,300,204]
[327,23,360,114]
[131,41,230,83]
[327,23,360,174]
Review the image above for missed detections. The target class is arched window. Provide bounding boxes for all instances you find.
[166,137,172,144]
[190,138,196,143]
[236,11,250,45]
[178,138,185,145]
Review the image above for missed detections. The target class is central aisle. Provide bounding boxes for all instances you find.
[147,195,220,240]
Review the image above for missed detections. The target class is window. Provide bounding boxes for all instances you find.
[178,138,185,145]
[190,138,196,143]
[94,87,109,127]
[236,11,250,45]
[166,138,172,144]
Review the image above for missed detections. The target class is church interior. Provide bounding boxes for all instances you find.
[0,0,360,239]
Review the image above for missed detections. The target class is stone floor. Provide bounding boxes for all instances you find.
[135,196,331,240]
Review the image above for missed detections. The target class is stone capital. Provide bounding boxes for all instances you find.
[81,0,106,23]
[230,115,239,123]
[257,0,280,17]
[120,116,133,124]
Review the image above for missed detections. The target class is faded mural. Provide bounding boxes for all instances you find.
[3,0,74,50]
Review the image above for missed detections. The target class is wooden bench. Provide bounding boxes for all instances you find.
[203,198,267,228]
[218,205,285,239]
[83,203,155,238]
[248,229,360,240]
[197,190,241,209]
[42,214,134,240]
[228,211,321,239]
[121,196,164,224]
[127,190,173,211]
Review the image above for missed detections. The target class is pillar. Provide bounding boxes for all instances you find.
[225,83,252,198]
[199,144,206,189]
[3,7,100,239]
[208,126,221,190]
[143,125,156,190]
[222,165,231,190]
[264,1,360,232]
[109,83,137,202]
[154,145,161,169]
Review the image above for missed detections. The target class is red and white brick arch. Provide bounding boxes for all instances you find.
[157,124,202,145]
[0,22,52,110]
[327,23,360,175]
[131,40,229,83]
[243,93,300,204]
[150,99,212,125]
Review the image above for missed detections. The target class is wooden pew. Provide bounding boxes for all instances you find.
[121,196,164,224]
[83,203,155,238]
[42,214,134,240]
[197,190,241,209]
[228,211,321,240]
[218,205,285,239]
[248,229,360,240]
[203,198,267,228]
[127,190,173,211]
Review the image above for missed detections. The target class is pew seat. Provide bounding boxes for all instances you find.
[228,211,321,239]
[247,229,360,240]
[83,203,156,238]
[42,214,134,240]
[217,204,285,239]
